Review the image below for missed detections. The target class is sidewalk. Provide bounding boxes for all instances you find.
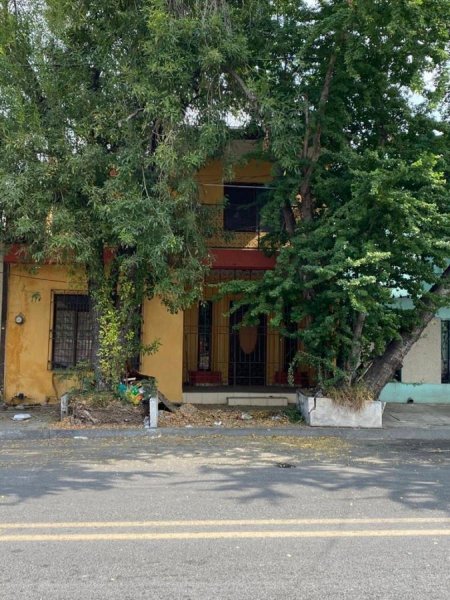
[383,403,450,427]
[2,403,450,442]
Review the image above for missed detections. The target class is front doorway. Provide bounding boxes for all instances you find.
[228,304,266,386]
[442,319,450,383]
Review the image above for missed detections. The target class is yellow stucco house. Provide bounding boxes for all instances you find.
[2,141,446,407]
[1,146,311,406]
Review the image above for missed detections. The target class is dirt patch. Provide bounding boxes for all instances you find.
[158,405,298,429]
[54,399,144,429]
[52,398,303,430]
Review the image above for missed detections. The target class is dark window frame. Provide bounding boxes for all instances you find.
[223,183,268,233]
[50,293,93,370]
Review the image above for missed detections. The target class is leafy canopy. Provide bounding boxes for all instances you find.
[219,0,450,387]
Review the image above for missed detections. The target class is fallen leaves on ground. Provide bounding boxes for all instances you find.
[54,400,143,429]
[52,400,302,429]
[158,404,296,429]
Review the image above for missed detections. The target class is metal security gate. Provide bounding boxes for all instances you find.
[229,304,266,386]
[442,320,450,383]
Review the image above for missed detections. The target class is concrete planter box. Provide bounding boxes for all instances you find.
[297,392,385,428]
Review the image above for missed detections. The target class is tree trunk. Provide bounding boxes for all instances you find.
[88,279,107,391]
[345,311,366,385]
[298,51,337,223]
[88,249,108,391]
[363,266,450,398]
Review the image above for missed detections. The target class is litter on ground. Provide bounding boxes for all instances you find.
[12,413,32,421]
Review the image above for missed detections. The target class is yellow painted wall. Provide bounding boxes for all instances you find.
[5,264,87,404]
[4,150,275,404]
[140,298,184,402]
[4,265,184,404]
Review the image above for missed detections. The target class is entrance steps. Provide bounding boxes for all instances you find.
[228,396,288,407]
[182,389,297,406]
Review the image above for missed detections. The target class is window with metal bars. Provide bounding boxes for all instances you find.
[198,301,213,371]
[51,294,93,369]
[442,320,450,384]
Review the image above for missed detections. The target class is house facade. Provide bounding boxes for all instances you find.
[1,145,307,405]
[1,144,449,405]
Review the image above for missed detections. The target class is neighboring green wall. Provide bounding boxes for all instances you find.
[437,307,450,320]
[380,382,450,403]
[394,298,450,320]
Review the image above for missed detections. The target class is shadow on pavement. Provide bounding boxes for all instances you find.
[1,435,449,513]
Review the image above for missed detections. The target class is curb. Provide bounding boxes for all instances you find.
[1,424,450,442]
[0,427,148,441]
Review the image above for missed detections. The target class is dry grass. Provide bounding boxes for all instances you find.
[60,395,144,427]
[158,405,294,428]
[72,392,117,409]
[326,384,374,412]
[54,394,300,429]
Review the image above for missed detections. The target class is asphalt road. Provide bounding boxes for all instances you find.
[1,433,450,599]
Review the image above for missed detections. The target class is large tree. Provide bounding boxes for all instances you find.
[1,0,449,397]
[220,0,450,397]
[0,0,243,388]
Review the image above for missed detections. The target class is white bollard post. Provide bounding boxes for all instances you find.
[149,395,158,428]
[60,393,69,420]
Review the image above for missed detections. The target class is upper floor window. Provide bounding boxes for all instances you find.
[51,294,93,369]
[223,183,268,232]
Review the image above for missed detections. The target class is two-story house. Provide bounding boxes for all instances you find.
[1,141,448,406]
[0,143,308,406]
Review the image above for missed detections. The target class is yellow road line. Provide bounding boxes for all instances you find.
[1,517,450,530]
[1,529,450,543]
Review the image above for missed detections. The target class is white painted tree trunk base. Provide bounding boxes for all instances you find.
[297,392,385,428]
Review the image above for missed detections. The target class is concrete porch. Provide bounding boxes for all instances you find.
[182,385,298,407]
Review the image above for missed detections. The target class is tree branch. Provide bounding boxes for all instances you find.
[282,204,296,236]
[299,51,337,222]
[228,68,258,104]
[346,311,366,383]
[364,265,450,397]
[302,95,310,160]
[118,107,144,127]
[228,69,298,232]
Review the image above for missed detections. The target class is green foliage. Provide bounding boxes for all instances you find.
[219,0,450,388]
[76,391,116,409]
[53,361,96,395]
[0,0,248,388]
[282,405,303,424]
[1,1,449,392]
[96,275,160,390]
